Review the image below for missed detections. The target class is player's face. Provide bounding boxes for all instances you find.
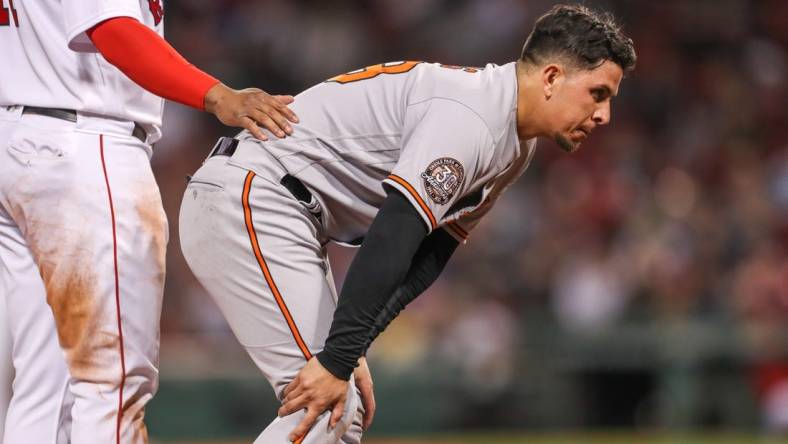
[547,60,624,153]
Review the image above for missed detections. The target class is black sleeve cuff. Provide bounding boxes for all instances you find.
[316,350,355,381]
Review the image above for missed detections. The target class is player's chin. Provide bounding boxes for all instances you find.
[555,134,581,153]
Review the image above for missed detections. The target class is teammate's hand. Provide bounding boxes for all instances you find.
[279,357,349,442]
[204,83,299,141]
[354,357,376,431]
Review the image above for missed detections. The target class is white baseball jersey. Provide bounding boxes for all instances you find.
[0,0,166,141]
[233,61,536,245]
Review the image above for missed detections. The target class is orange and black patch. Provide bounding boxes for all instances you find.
[242,171,313,361]
[420,157,464,205]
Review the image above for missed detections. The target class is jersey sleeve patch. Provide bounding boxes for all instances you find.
[420,157,464,205]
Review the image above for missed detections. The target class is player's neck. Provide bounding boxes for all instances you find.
[514,61,549,141]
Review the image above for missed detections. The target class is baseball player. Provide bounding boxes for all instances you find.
[0,0,297,443]
[179,4,635,443]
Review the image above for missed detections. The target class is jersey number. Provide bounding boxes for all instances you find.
[327,61,422,84]
[0,0,19,27]
[148,0,164,26]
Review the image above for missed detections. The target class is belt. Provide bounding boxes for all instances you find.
[207,137,323,220]
[21,106,148,143]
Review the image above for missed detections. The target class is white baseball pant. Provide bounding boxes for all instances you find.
[179,148,364,444]
[0,106,167,443]
[0,284,12,440]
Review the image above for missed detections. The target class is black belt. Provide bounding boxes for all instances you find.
[21,106,148,143]
[208,137,323,220]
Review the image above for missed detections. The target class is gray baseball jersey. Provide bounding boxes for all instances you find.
[179,60,536,443]
[234,61,536,245]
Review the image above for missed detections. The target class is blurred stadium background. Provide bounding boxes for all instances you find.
[148,0,788,442]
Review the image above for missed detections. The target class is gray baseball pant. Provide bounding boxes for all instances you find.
[179,147,363,444]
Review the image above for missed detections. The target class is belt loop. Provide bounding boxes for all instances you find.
[207,137,239,160]
[0,105,23,120]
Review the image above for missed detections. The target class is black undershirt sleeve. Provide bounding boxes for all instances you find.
[361,228,459,355]
[315,189,458,380]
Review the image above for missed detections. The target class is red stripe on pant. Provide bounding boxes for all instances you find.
[99,134,127,444]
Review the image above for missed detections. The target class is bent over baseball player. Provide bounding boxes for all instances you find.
[179,4,636,443]
[0,0,298,442]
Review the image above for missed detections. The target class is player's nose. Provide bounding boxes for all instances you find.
[592,102,611,126]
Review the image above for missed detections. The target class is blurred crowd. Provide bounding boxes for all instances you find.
[151,0,788,433]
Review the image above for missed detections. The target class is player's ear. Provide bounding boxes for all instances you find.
[542,64,563,100]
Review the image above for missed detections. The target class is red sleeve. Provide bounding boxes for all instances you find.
[87,17,220,111]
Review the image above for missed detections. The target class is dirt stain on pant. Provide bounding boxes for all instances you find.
[27,218,119,381]
[135,195,168,289]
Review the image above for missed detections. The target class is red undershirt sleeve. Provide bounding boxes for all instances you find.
[87,17,220,111]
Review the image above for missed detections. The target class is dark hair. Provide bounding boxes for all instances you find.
[520,4,636,73]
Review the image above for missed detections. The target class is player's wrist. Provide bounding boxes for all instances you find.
[315,350,355,381]
[203,82,232,115]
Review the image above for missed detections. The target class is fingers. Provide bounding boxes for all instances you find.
[283,376,301,398]
[245,107,287,139]
[273,95,299,123]
[278,392,309,418]
[358,381,376,431]
[329,398,346,429]
[288,408,320,442]
[243,97,295,138]
[262,102,294,136]
[251,92,297,130]
[274,94,294,102]
[274,94,296,106]
[211,88,298,139]
[240,116,267,141]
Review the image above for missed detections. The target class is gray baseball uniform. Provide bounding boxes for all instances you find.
[179,61,535,443]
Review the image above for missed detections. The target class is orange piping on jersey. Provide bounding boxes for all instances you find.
[387,174,437,230]
[447,221,469,240]
[294,435,305,444]
[242,171,313,361]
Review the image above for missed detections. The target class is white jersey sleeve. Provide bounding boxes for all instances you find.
[383,98,495,234]
[64,0,153,52]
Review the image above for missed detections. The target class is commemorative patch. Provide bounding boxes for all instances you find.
[420,157,464,204]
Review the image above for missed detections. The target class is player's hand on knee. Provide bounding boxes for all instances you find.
[279,357,349,441]
[204,83,299,141]
[354,356,376,431]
